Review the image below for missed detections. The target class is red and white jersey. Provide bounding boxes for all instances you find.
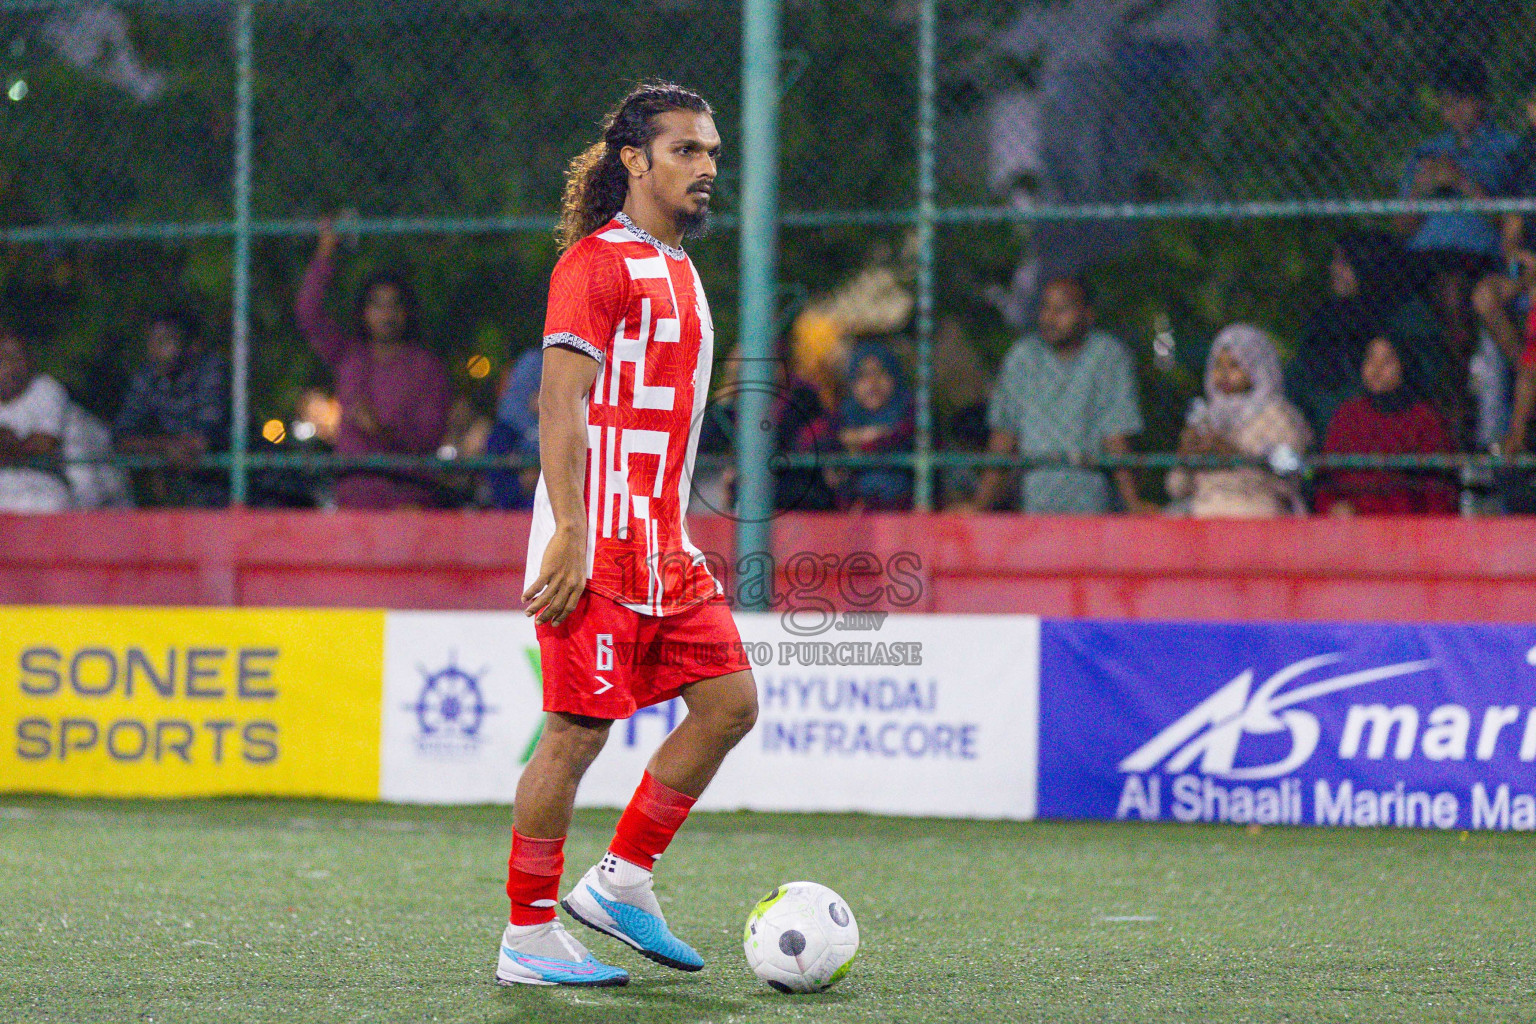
[525,212,722,616]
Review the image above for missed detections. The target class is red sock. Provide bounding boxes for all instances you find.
[506,830,565,925]
[609,771,697,868]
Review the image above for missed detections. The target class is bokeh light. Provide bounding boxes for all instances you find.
[297,390,341,443]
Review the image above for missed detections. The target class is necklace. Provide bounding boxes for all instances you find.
[616,211,686,260]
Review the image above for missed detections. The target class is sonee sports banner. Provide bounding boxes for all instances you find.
[1,607,383,799]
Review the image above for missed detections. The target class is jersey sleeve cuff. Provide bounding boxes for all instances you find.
[542,332,604,363]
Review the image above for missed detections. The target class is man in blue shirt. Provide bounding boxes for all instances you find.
[1399,58,1516,262]
[1396,55,1518,446]
[114,307,230,507]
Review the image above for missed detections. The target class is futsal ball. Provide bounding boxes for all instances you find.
[742,881,859,993]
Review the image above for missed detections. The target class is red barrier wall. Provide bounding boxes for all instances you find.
[1,510,1533,621]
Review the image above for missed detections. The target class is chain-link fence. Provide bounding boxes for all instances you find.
[3,0,1536,518]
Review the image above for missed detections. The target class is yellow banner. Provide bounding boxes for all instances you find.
[0,607,384,798]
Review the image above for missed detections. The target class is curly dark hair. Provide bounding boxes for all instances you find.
[557,81,713,252]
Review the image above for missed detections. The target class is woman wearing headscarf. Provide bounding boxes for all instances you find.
[1313,335,1458,516]
[835,339,914,511]
[1287,231,1445,438]
[1166,324,1312,517]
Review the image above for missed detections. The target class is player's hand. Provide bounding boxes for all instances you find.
[523,525,587,626]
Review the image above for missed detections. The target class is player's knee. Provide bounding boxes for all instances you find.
[540,714,611,770]
[709,687,758,743]
[735,698,760,740]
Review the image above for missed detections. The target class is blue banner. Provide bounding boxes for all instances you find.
[1039,620,1536,831]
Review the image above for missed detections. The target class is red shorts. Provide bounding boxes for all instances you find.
[535,589,751,720]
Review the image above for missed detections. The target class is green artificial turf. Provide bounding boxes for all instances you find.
[2,797,1535,1023]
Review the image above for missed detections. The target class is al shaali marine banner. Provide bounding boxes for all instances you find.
[1038,621,1536,831]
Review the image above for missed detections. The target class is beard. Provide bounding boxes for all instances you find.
[675,184,713,239]
[677,202,711,240]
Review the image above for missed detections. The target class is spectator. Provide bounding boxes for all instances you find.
[64,403,132,509]
[773,354,836,513]
[1498,270,1536,511]
[114,308,229,507]
[1287,232,1443,439]
[1472,83,1536,366]
[931,316,993,507]
[73,328,131,426]
[689,350,741,516]
[930,315,991,427]
[439,396,492,463]
[486,348,541,510]
[0,323,71,513]
[940,402,992,508]
[297,221,453,510]
[1395,55,1519,438]
[1314,336,1458,516]
[1506,306,1536,452]
[956,275,1150,514]
[1166,324,1311,518]
[787,251,915,420]
[683,346,838,516]
[434,396,492,508]
[834,340,914,511]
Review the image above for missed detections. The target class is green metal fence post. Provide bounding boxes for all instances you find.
[229,0,255,506]
[912,0,937,512]
[735,0,782,609]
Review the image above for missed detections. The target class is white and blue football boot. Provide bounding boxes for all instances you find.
[560,854,705,972]
[494,919,629,987]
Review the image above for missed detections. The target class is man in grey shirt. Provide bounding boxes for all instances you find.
[955,276,1151,514]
